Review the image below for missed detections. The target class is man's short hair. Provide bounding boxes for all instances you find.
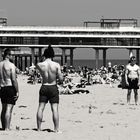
[43,45,55,58]
[4,48,11,57]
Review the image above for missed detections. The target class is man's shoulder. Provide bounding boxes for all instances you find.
[52,61,60,66]
[9,61,15,67]
[135,64,140,69]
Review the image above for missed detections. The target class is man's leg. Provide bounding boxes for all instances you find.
[36,102,46,131]
[127,89,132,105]
[50,103,59,132]
[134,89,138,105]
[5,104,14,130]
[1,104,7,130]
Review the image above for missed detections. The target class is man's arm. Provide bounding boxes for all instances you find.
[57,64,63,84]
[125,66,129,85]
[10,65,19,96]
[137,66,140,86]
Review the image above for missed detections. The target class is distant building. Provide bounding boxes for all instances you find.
[83,18,138,27]
[0,18,7,26]
[0,18,140,70]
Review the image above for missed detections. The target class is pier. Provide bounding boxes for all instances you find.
[0,18,140,70]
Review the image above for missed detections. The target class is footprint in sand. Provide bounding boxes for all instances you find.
[129,107,136,110]
[21,117,30,120]
[75,120,82,123]
[106,110,116,114]
[99,126,104,128]
[18,105,27,108]
[113,102,118,105]
[120,103,125,105]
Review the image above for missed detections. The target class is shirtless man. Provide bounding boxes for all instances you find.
[0,49,19,130]
[36,45,63,132]
[125,56,140,105]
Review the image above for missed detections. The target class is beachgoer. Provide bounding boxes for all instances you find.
[36,45,63,133]
[0,49,19,130]
[125,56,140,105]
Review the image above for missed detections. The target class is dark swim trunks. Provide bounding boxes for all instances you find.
[0,86,17,105]
[39,85,59,103]
[127,78,139,89]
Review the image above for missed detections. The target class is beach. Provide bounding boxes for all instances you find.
[0,75,140,140]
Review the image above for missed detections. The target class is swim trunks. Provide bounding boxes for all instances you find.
[0,86,17,105]
[127,78,139,89]
[39,85,59,103]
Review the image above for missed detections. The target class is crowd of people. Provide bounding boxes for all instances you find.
[25,60,125,92]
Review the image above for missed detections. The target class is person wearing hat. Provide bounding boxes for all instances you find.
[125,56,140,105]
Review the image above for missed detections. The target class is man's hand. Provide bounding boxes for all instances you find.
[14,92,19,101]
[126,81,129,86]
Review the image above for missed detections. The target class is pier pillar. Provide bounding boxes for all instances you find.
[95,48,99,69]
[38,48,42,61]
[31,48,35,65]
[62,48,66,66]
[65,56,67,64]
[136,49,139,65]
[0,48,2,61]
[20,56,23,71]
[15,55,17,67]
[35,55,38,64]
[17,56,20,69]
[61,56,63,66]
[25,56,27,69]
[70,48,74,66]
[103,48,107,67]
[30,56,32,66]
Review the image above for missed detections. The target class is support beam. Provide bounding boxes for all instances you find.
[65,56,67,64]
[0,48,3,61]
[38,48,42,61]
[35,55,38,64]
[31,48,35,65]
[15,56,17,67]
[17,56,20,69]
[25,56,27,69]
[62,48,66,66]
[136,49,139,65]
[20,56,23,71]
[30,56,32,66]
[70,48,74,66]
[61,56,63,66]
[103,49,107,67]
[95,49,99,69]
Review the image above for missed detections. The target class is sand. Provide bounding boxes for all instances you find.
[0,75,140,140]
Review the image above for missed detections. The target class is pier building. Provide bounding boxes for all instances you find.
[0,18,140,70]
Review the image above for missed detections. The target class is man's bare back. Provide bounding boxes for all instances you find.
[36,58,63,85]
[36,45,63,132]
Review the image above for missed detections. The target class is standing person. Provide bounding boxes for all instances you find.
[36,45,63,133]
[125,56,140,105]
[0,49,19,130]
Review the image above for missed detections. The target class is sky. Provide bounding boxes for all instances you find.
[0,0,140,59]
